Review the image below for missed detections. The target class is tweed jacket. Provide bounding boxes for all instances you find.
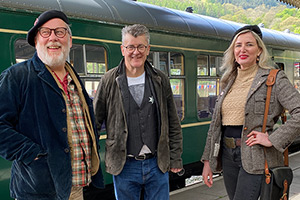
[93,59,183,175]
[201,67,300,174]
[0,53,104,200]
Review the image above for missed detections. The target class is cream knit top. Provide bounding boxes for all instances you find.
[222,64,258,125]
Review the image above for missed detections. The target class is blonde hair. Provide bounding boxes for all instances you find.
[220,29,274,90]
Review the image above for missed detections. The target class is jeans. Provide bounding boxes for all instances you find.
[113,157,169,200]
[222,144,263,200]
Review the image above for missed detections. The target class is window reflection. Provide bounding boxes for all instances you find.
[197,80,217,118]
[69,44,107,99]
[210,56,222,76]
[86,45,106,74]
[170,53,184,76]
[15,39,35,63]
[197,55,208,76]
[70,44,84,74]
[197,55,222,119]
[148,52,168,74]
[170,79,184,120]
[294,62,300,93]
[85,80,100,99]
[148,51,185,120]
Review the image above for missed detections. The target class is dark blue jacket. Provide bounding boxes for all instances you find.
[0,53,104,200]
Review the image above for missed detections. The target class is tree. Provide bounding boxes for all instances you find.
[137,0,298,33]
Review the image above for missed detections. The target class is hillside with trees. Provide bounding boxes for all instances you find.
[138,0,300,34]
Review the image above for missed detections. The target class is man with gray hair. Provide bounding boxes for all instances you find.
[93,24,183,199]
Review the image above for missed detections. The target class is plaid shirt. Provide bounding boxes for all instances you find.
[56,72,92,186]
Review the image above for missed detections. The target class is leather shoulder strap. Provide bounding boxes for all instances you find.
[263,69,280,184]
[265,69,279,86]
[262,69,279,133]
[281,111,289,167]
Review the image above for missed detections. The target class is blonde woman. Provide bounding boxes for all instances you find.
[201,25,300,200]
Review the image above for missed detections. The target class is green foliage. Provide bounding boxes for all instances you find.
[86,62,106,74]
[276,8,298,20]
[217,0,279,9]
[294,27,300,34]
[138,0,300,34]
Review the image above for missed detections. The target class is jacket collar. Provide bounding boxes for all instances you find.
[219,67,271,103]
[32,52,72,74]
[31,53,61,95]
[32,52,47,73]
[246,67,271,100]
[31,52,73,97]
[116,58,158,78]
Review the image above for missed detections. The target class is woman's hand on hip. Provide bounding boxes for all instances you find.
[246,131,272,147]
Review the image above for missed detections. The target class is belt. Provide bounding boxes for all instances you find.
[224,136,241,149]
[127,153,155,161]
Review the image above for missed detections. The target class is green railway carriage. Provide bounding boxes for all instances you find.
[1,0,300,199]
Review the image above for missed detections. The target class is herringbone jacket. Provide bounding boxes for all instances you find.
[202,68,300,174]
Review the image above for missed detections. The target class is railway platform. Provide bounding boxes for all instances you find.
[170,151,300,200]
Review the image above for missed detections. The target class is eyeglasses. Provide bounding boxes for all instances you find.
[123,45,148,53]
[38,27,69,38]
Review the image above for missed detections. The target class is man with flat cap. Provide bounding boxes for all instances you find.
[0,10,104,200]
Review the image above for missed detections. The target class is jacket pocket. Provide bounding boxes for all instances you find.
[13,155,56,195]
[250,145,265,170]
[254,94,273,115]
[105,139,116,157]
[105,138,115,147]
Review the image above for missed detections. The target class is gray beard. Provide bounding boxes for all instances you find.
[36,42,70,68]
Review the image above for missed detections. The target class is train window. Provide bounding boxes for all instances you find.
[15,39,106,71]
[197,55,221,119]
[197,80,217,98]
[69,44,107,99]
[15,39,35,63]
[294,62,300,93]
[70,44,85,74]
[170,79,184,120]
[86,45,106,74]
[148,52,168,74]
[14,40,107,99]
[170,53,184,76]
[197,80,218,118]
[85,80,100,99]
[197,55,208,76]
[294,62,300,78]
[210,56,222,76]
[148,51,185,120]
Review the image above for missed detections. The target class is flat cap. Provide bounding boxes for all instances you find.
[27,10,69,47]
[231,25,262,43]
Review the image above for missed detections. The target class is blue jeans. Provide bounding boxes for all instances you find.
[113,157,169,200]
[222,145,263,200]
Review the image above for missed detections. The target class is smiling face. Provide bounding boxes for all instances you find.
[234,32,262,69]
[35,18,72,70]
[121,33,150,77]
